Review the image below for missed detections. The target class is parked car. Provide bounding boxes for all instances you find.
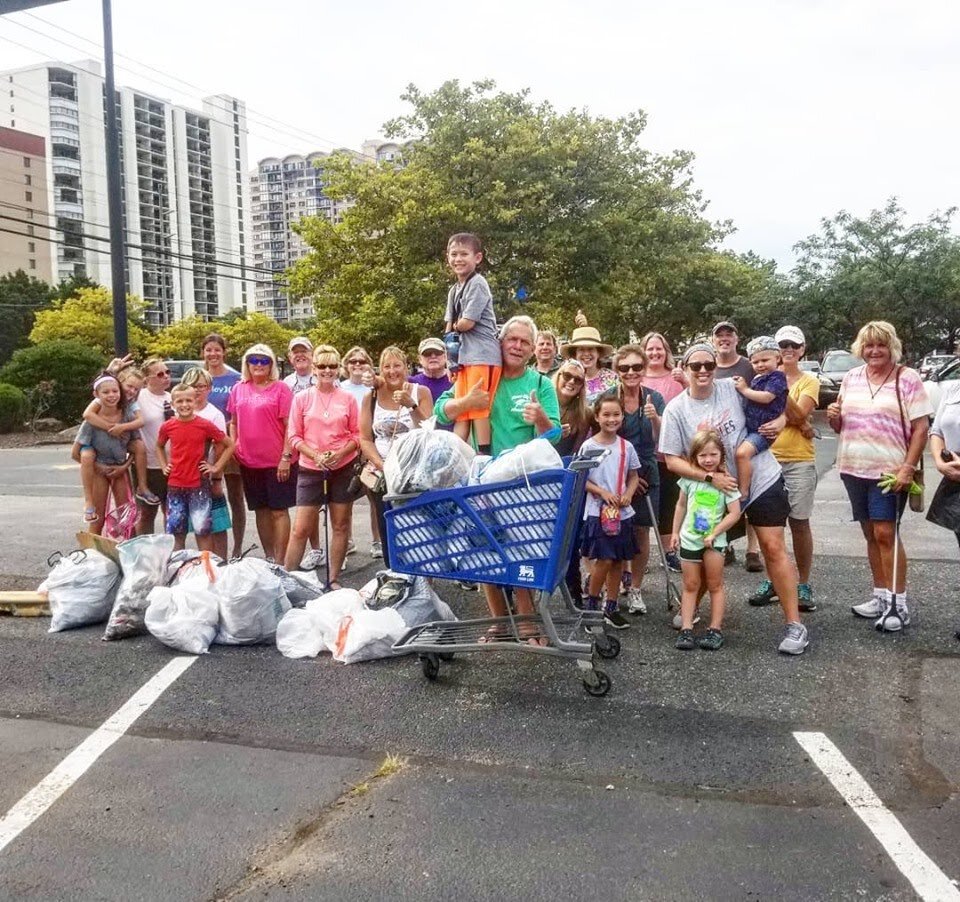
[800,359,820,375]
[164,359,240,387]
[918,354,957,379]
[817,350,862,408]
[922,355,960,413]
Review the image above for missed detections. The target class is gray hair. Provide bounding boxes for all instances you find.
[499,315,538,345]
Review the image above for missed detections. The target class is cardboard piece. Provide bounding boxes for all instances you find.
[0,591,50,617]
[75,531,121,565]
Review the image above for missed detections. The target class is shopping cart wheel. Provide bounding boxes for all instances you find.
[595,635,621,659]
[438,652,455,662]
[420,653,441,681]
[582,669,611,697]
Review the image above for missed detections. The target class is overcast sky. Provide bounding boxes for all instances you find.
[2,0,957,270]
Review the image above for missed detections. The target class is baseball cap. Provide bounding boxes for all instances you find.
[712,321,738,335]
[288,336,313,352]
[418,337,445,354]
[746,336,780,358]
[775,325,806,346]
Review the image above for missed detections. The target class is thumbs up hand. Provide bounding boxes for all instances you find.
[463,377,490,412]
[522,388,543,425]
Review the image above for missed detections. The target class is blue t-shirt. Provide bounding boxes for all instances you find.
[745,370,787,433]
[619,388,665,486]
[208,371,241,420]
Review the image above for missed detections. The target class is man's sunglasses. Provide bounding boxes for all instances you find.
[778,341,803,350]
[687,361,717,373]
[247,355,272,367]
[617,363,644,374]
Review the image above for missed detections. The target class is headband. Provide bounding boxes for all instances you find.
[681,343,717,366]
[92,373,120,392]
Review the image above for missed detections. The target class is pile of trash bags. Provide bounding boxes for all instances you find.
[38,536,455,663]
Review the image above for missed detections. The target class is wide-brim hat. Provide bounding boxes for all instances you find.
[561,326,613,358]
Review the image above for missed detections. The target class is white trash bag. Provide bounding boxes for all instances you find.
[307,588,364,648]
[480,437,562,485]
[103,534,175,640]
[41,549,121,632]
[145,583,220,655]
[215,558,291,645]
[276,608,326,659]
[332,607,407,664]
[165,549,223,586]
[384,429,475,495]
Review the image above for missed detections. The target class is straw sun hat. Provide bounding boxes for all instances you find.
[561,326,614,358]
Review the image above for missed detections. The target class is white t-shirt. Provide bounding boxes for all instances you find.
[138,387,170,469]
[196,403,227,463]
[372,384,425,459]
[580,436,641,519]
[283,371,316,394]
[340,379,371,406]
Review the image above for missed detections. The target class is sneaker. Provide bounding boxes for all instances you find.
[852,595,885,618]
[299,548,326,570]
[627,588,647,615]
[675,629,696,650]
[748,579,778,607]
[135,489,161,506]
[744,551,763,573]
[875,600,910,632]
[724,546,736,567]
[798,583,817,612]
[370,540,383,558]
[778,621,809,655]
[698,628,724,650]
[458,580,479,591]
[664,550,682,573]
[346,539,356,556]
[604,610,631,630]
[672,612,701,630]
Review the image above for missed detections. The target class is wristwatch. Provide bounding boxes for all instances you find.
[281,452,292,461]
[704,472,713,484]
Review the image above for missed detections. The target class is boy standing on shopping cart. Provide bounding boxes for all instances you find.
[434,315,561,643]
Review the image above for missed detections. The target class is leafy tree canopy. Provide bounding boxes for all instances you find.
[289,79,769,354]
[0,270,55,367]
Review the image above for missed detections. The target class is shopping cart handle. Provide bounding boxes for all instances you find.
[569,448,605,470]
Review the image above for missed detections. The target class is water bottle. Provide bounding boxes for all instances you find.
[444,330,461,375]
[163,400,174,421]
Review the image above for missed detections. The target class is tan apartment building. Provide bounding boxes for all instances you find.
[0,125,52,282]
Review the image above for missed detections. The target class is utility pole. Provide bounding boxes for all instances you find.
[101,0,127,353]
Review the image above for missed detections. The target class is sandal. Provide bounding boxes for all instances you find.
[136,490,161,506]
[675,629,696,651]
[83,508,99,523]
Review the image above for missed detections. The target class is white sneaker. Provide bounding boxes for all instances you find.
[672,612,701,630]
[875,600,911,632]
[778,621,809,655]
[370,540,383,558]
[346,539,356,556]
[627,588,647,615]
[851,595,885,618]
[299,549,326,570]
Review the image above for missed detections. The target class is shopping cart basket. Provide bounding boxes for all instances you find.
[385,454,620,696]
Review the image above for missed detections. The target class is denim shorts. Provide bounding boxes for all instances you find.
[742,431,771,455]
[841,473,907,523]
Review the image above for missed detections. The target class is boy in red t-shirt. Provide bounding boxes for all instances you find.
[156,384,234,551]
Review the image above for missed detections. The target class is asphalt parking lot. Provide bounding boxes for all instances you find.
[1,425,958,900]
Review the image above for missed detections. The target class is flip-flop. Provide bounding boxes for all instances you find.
[83,508,99,523]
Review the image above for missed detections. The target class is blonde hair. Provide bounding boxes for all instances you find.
[553,361,590,437]
[117,366,144,386]
[142,357,166,378]
[340,345,371,380]
[851,320,902,364]
[639,331,676,369]
[170,383,196,398]
[240,344,279,382]
[180,366,212,389]
[687,429,727,470]
[379,345,408,368]
[312,344,340,365]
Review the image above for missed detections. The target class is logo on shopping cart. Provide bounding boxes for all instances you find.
[517,565,535,581]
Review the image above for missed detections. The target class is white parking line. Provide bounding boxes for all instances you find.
[794,731,960,901]
[0,657,196,854]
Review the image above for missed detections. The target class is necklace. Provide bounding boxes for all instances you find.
[866,365,894,401]
[317,389,335,418]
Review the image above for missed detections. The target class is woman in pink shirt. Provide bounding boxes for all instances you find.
[227,344,295,562]
[640,331,688,571]
[285,345,361,588]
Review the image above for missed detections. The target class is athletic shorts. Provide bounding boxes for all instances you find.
[679,544,725,562]
[240,463,298,511]
[454,364,502,421]
[779,460,818,520]
[295,461,362,507]
[841,473,907,523]
[187,493,230,535]
[166,484,213,535]
[744,477,791,528]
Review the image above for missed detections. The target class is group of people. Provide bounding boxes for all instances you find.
[73,231,960,654]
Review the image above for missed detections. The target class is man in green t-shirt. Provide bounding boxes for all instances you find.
[433,315,561,643]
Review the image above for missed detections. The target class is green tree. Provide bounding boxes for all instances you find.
[791,199,960,355]
[30,286,153,357]
[0,271,55,367]
[289,80,753,353]
[149,316,215,361]
[222,313,295,367]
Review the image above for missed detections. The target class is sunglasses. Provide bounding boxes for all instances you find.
[314,363,339,371]
[687,361,717,373]
[247,355,272,367]
[421,350,444,358]
[617,363,644,374]
[560,371,584,385]
[347,358,367,365]
[778,341,803,350]
[151,370,170,377]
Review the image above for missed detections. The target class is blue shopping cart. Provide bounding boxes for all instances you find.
[385,453,619,696]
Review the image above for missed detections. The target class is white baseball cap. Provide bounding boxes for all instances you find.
[775,326,805,346]
[288,336,313,352]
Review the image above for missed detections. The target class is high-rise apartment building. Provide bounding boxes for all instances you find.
[0,125,53,282]
[2,60,252,325]
[249,140,402,323]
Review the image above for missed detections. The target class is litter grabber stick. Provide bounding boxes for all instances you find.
[876,501,905,631]
[643,491,681,612]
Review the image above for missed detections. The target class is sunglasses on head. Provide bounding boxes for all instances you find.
[617,363,644,374]
[687,360,717,373]
[560,371,584,385]
[778,341,803,350]
[247,355,272,367]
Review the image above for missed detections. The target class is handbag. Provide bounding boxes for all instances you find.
[926,476,960,532]
[894,366,925,513]
[599,437,627,537]
[359,461,386,495]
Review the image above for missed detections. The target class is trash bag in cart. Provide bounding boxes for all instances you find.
[103,534,175,640]
[42,549,120,632]
[384,428,475,495]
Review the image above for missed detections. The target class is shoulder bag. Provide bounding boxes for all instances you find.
[599,437,627,536]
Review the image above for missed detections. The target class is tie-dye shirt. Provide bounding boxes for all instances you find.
[836,365,932,479]
[585,368,619,405]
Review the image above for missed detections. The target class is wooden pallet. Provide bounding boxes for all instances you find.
[0,591,50,617]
